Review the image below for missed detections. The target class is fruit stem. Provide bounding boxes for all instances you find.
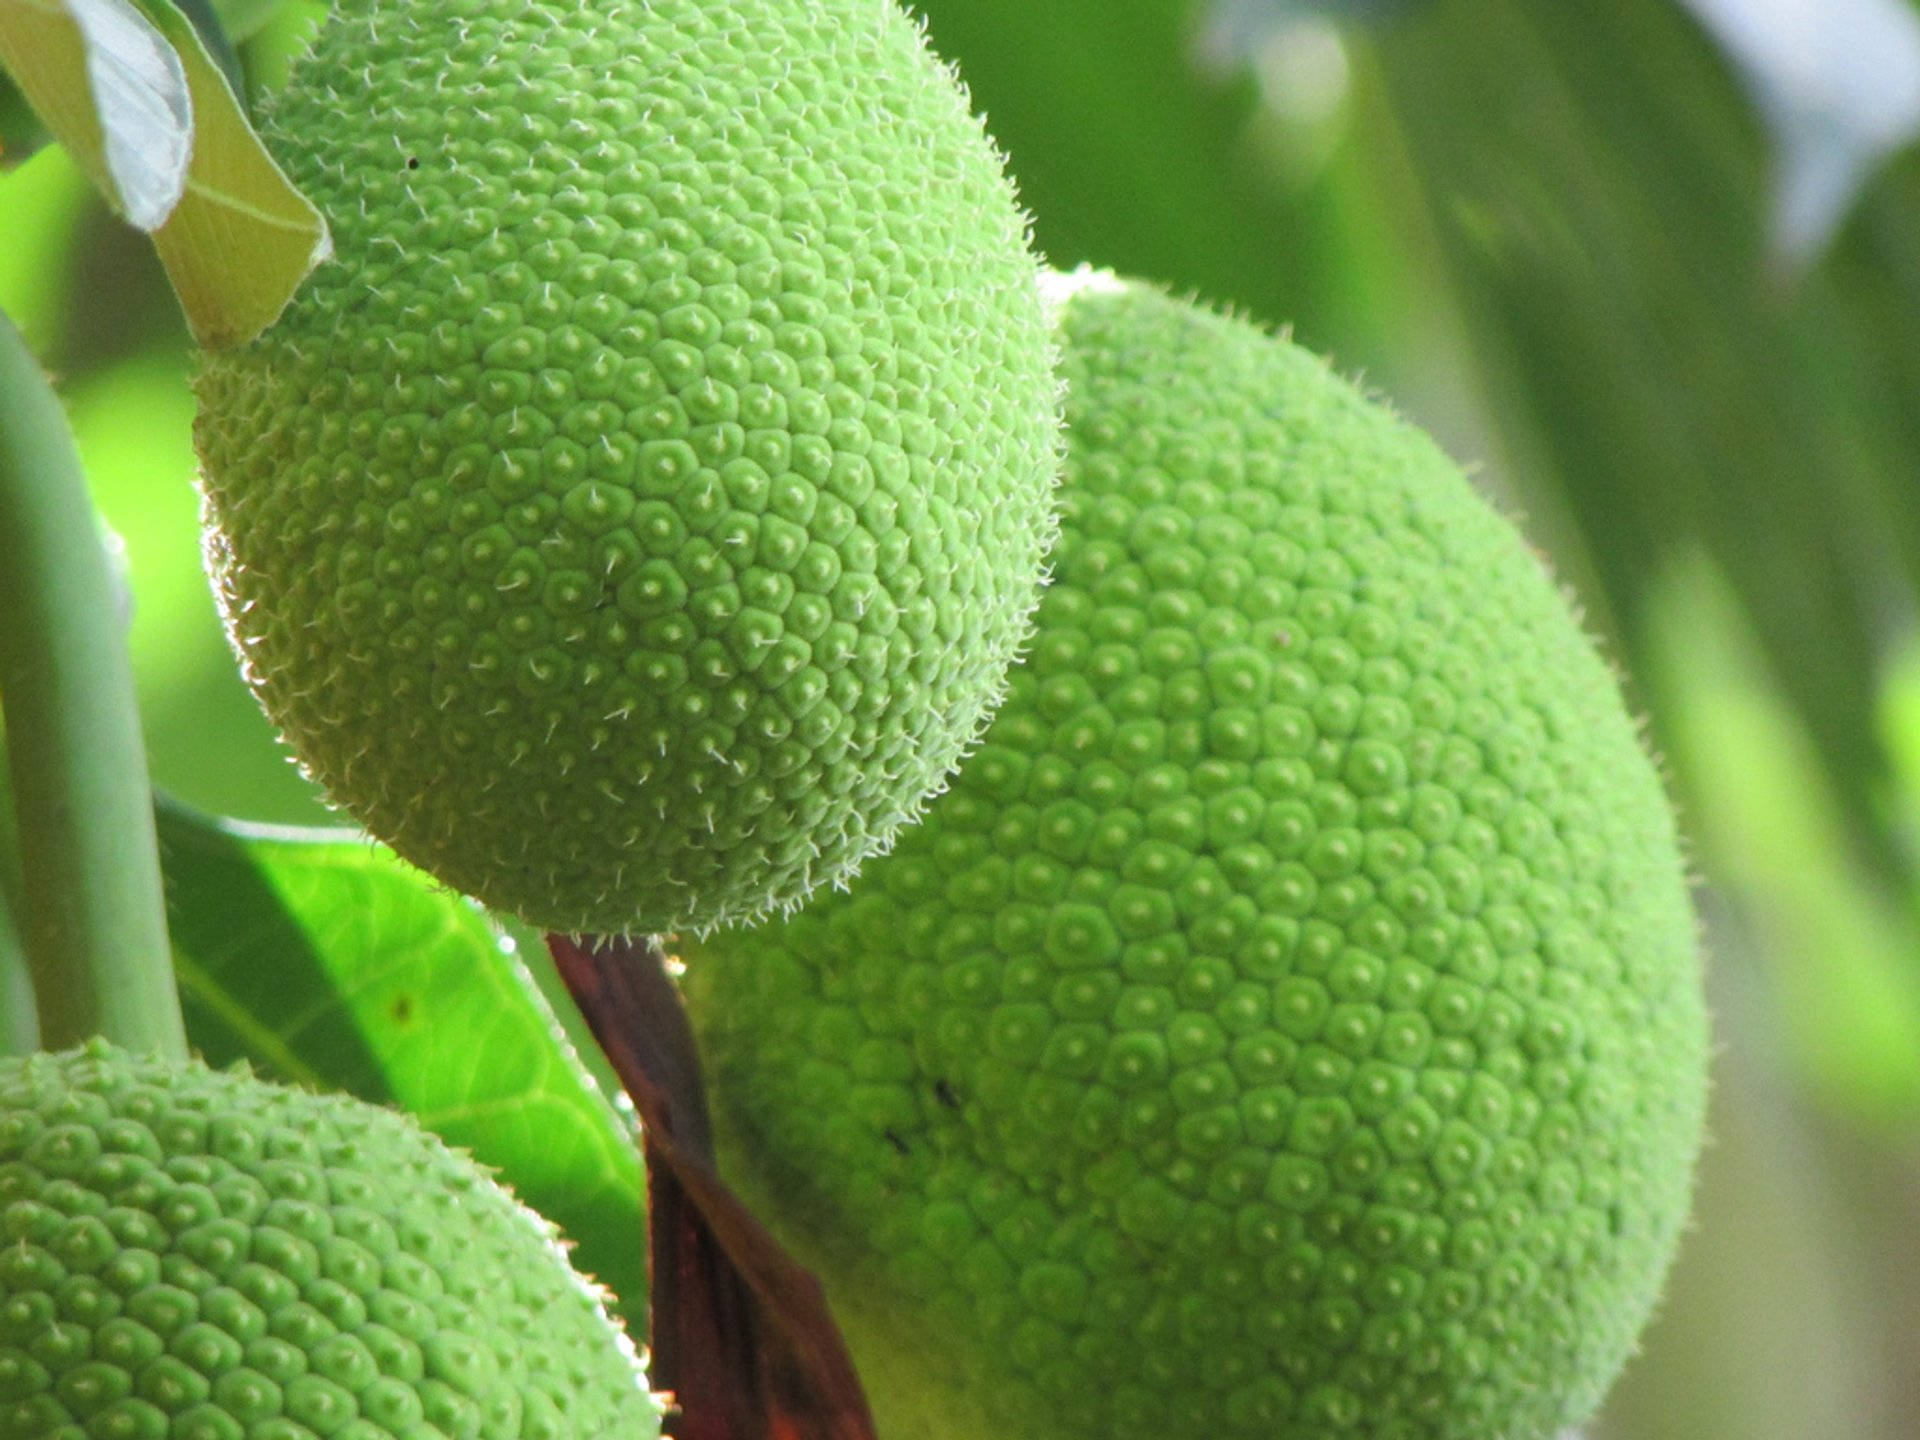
[0,309,185,1060]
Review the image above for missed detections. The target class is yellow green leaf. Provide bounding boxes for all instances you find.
[0,0,329,348]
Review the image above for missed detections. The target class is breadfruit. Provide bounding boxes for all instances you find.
[193,0,1059,935]
[0,1041,660,1440]
[680,272,1709,1440]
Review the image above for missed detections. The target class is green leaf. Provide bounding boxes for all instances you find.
[137,0,328,347]
[0,0,329,348]
[156,798,648,1319]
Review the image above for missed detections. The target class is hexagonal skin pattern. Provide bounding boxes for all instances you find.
[681,276,1709,1440]
[193,0,1060,936]
[0,1044,659,1440]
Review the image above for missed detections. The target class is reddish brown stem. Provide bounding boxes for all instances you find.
[546,933,878,1440]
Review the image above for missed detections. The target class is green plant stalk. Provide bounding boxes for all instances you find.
[0,308,184,1059]
[0,749,40,1057]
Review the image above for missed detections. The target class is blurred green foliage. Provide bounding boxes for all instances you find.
[1370,0,1920,897]
[4,0,1920,1435]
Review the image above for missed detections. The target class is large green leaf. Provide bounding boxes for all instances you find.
[156,798,648,1319]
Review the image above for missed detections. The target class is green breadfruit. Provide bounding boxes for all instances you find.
[681,273,1710,1440]
[0,1042,660,1440]
[192,0,1059,936]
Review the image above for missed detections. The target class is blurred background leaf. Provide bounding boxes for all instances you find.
[1356,0,1920,910]
[1675,0,1920,262]
[0,760,34,1057]
[916,0,1394,358]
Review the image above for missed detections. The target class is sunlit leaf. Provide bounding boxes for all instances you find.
[0,0,193,228]
[135,0,328,348]
[156,798,648,1318]
[0,0,329,348]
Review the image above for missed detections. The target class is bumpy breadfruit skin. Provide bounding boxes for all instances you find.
[0,1042,660,1440]
[681,276,1709,1440]
[192,0,1058,936]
